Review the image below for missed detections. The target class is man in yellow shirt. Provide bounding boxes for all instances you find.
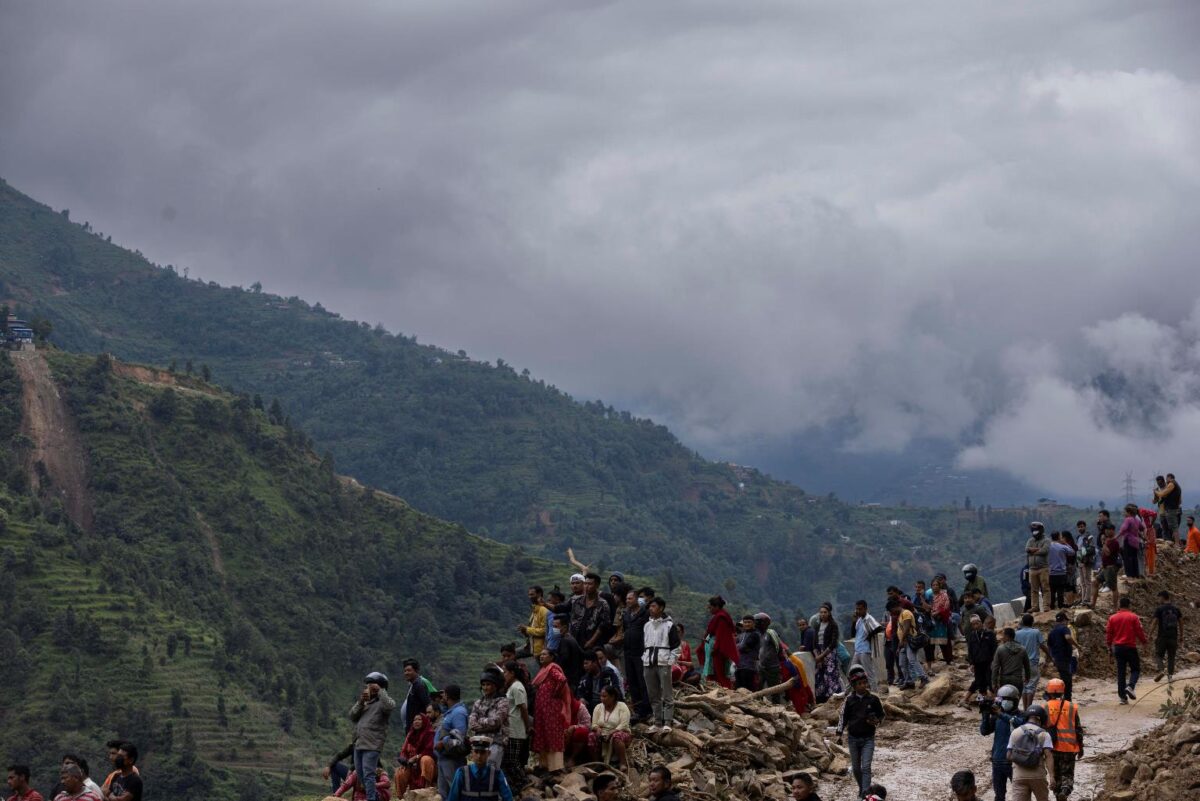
[520,585,549,656]
[1185,516,1200,554]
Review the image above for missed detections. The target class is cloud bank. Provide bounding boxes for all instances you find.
[2,1,1199,498]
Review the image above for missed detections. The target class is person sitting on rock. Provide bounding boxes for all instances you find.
[646,766,680,801]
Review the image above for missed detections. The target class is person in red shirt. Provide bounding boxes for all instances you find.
[6,765,44,801]
[1105,597,1149,704]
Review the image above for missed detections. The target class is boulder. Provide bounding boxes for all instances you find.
[915,673,956,707]
[1169,722,1200,747]
[1072,608,1093,627]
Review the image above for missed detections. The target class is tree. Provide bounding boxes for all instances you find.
[268,399,284,425]
[171,687,184,716]
[278,706,294,734]
[149,390,180,422]
[30,317,52,342]
[217,693,229,728]
[251,281,262,293]
[184,360,194,375]
[200,364,211,382]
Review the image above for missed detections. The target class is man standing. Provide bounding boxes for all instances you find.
[469,671,510,769]
[402,660,433,735]
[350,672,395,801]
[1046,613,1080,700]
[1097,523,1121,608]
[1185,515,1200,554]
[1072,523,1093,605]
[434,685,470,800]
[642,596,680,733]
[100,745,141,801]
[519,586,549,660]
[836,666,885,799]
[617,589,651,721]
[1150,590,1184,683]
[445,736,514,801]
[53,765,100,801]
[981,685,1024,801]
[1007,705,1055,801]
[755,612,784,698]
[891,599,927,690]
[569,573,614,653]
[851,601,882,692]
[1015,615,1051,709]
[735,615,761,690]
[1026,523,1051,614]
[962,565,989,603]
[5,767,43,801]
[1105,597,1148,704]
[551,615,584,689]
[962,615,997,707]
[1044,679,1083,801]
[1153,473,1183,544]
[1047,533,1075,610]
[992,628,1031,700]
[501,662,529,790]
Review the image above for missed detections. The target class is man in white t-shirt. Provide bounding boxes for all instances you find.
[1006,705,1055,801]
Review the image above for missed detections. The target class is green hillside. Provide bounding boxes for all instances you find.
[0,177,1034,611]
[0,348,581,801]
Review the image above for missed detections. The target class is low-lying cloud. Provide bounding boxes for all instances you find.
[2,1,1199,499]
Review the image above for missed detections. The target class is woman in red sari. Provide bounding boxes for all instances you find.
[530,649,572,773]
[393,713,435,795]
[701,595,738,689]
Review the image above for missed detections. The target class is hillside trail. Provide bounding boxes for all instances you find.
[10,350,93,531]
[833,668,1200,801]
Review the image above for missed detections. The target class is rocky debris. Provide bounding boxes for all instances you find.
[1105,684,1200,800]
[508,683,856,801]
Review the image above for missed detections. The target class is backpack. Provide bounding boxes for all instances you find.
[1009,724,1045,769]
[1159,605,1181,636]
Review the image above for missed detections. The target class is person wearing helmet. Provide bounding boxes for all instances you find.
[349,671,395,801]
[981,684,1025,801]
[962,564,989,603]
[836,664,885,798]
[1007,704,1055,801]
[445,736,514,801]
[1045,679,1083,801]
[468,670,510,770]
[1026,523,1051,614]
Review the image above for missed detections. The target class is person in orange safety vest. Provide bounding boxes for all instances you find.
[1044,678,1083,801]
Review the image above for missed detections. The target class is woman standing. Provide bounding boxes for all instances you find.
[701,596,738,689]
[530,649,571,774]
[393,713,435,796]
[928,577,953,665]
[812,603,843,703]
[1119,504,1144,580]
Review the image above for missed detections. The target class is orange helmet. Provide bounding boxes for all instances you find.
[1046,678,1066,695]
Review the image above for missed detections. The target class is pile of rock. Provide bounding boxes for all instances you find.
[1105,684,1200,800]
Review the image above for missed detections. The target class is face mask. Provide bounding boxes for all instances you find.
[637,597,646,607]
[1033,531,1043,539]
[1000,699,1016,712]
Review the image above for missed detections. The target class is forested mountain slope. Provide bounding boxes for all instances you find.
[0,349,572,801]
[1,177,1027,610]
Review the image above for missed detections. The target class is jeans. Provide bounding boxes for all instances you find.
[437,756,464,799]
[885,639,900,684]
[1078,564,1093,605]
[992,761,1012,801]
[1049,574,1068,609]
[847,735,875,795]
[330,762,349,793]
[643,664,674,726]
[625,652,652,717]
[353,749,381,801]
[1114,644,1140,700]
[1155,637,1178,676]
[901,643,926,683]
[1053,659,1073,700]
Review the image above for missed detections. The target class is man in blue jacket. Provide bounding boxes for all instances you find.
[434,685,470,800]
[980,684,1024,801]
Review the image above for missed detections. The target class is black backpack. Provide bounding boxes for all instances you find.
[1159,605,1181,636]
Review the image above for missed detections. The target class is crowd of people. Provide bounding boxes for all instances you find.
[9,478,1196,801]
[6,742,142,801]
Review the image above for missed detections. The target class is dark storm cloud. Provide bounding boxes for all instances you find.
[3,0,1200,494]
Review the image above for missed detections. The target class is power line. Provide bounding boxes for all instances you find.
[1123,472,1135,504]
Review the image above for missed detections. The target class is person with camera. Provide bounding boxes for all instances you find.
[980,685,1023,801]
[350,671,396,801]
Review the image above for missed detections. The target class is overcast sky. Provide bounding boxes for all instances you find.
[3,1,1200,498]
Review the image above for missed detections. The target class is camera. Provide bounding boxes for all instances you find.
[976,695,995,714]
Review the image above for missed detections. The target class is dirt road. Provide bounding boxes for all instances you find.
[816,668,1198,800]
[11,350,93,531]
